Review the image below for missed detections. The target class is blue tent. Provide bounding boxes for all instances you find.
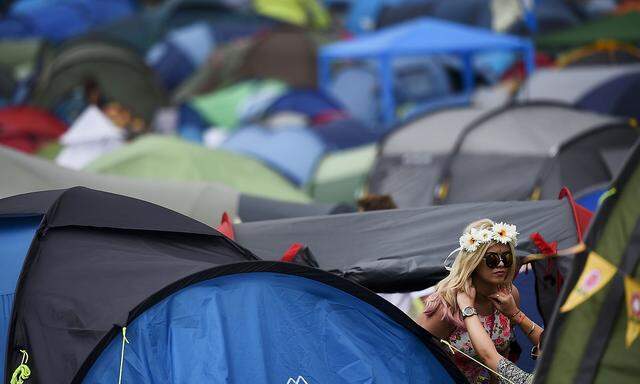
[576,71,640,120]
[311,118,379,150]
[0,0,135,42]
[263,89,346,123]
[0,187,260,383]
[79,262,466,383]
[146,22,217,92]
[147,19,269,92]
[221,126,327,186]
[319,18,535,126]
[0,215,40,373]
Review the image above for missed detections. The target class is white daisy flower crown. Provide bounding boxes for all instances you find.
[444,222,518,271]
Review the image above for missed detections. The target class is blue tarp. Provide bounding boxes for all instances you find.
[83,272,457,383]
[0,215,41,373]
[322,18,531,59]
[264,89,345,122]
[222,126,326,186]
[320,18,534,126]
[0,0,135,41]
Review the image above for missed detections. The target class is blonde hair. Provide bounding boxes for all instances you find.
[432,218,517,315]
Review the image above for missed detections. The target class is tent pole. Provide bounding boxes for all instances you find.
[379,54,395,128]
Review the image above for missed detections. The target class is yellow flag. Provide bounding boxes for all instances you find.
[624,276,640,348]
[560,251,617,313]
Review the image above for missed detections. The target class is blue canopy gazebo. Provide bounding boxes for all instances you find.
[319,18,535,126]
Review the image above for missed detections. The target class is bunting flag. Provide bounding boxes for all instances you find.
[624,276,640,348]
[560,251,617,313]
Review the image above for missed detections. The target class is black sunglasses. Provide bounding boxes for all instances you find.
[484,251,513,268]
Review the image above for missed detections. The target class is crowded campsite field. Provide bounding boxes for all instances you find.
[1,1,640,383]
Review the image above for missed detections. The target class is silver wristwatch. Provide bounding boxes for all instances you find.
[461,306,477,318]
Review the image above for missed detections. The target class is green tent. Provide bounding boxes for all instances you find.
[537,11,640,50]
[189,79,286,129]
[537,142,640,383]
[30,38,168,123]
[85,135,310,203]
[0,144,240,225]
[0,39,41,76]
[308,144,376,204]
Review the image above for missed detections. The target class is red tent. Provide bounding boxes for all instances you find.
[0,106,67,153]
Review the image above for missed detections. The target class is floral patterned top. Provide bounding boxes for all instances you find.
[423,293,515,384]
[448,309,515,383]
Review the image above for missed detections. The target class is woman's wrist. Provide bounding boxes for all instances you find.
[507,308,526,324]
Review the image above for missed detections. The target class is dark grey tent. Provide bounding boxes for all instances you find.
[29,38,168,123]
[368,102,638,208]
[235,198,580,319]
[0,187,257,384]
[516,64,640,119]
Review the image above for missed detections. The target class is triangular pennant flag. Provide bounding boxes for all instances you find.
[560,251,617,313]
[216,212,235,240]
[624,275,640,348]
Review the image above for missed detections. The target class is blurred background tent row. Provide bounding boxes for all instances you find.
[1,0,640,383]
[1,0,639,216]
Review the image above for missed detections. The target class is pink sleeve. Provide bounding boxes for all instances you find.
[423,293,465,329]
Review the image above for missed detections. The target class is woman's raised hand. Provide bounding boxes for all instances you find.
[488,286,518,317]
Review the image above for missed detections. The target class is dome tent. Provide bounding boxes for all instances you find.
[516,64,640,119]
[76,262,465,383]
[0,187,258,383]
[29,38,168,124]
[91,0,275,54]
[368,102,638,208]
[307,144,377,204]
[235,196,585,372]
[0,106,67,153]
[536,142,640,383]
[0,146,341,224]
[85,135,310,203]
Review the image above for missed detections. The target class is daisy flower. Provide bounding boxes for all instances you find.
[459,232,478,252]
[492,222,517,244]
[472,228,493,243]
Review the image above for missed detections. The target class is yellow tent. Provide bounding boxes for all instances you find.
[254,0,330,29]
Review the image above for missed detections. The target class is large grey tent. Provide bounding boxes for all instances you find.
[235,198,581,321]
[516,64,640,118]
[368,102,638,208]
[0,146,350,224]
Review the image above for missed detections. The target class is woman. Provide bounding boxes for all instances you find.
[420,219,540,383]
[456,287,542,384]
